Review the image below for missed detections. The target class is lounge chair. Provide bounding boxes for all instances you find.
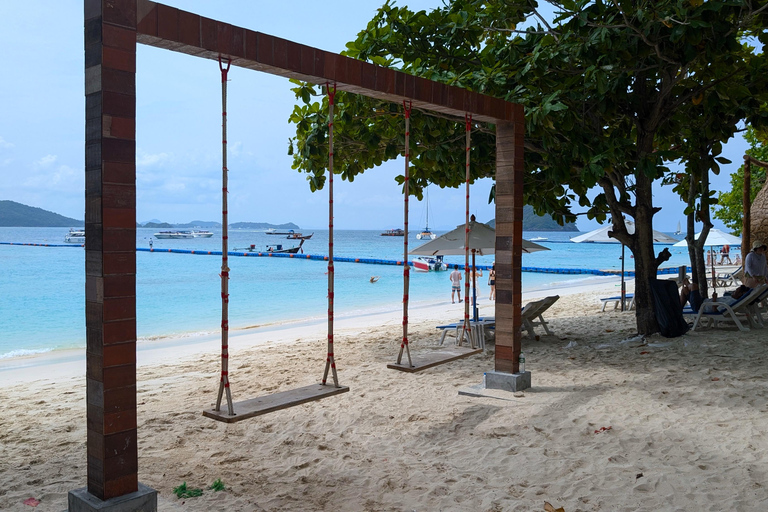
[746,286,768,328]
[715,265,743,288]
[436,320,487,349]
[684,284,768,332]
[520,295,559,339]
[599,293,635,312]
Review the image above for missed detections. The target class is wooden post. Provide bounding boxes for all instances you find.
[744,155,751,261]
[494,111,525,374]
[79,2,155,507]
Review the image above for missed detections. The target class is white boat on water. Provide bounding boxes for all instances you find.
[529,236,548,241]
[64,228,85,244]
[412,256,446,272]
[191,230,213,238]
[154,231,194,239]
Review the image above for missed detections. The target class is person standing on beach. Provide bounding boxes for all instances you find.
[720,245,732,265]
[488,264,496,301]
[449,268,462,303]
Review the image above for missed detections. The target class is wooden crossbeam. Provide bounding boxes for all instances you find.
[387,346,483,373]
[202,384,350,423]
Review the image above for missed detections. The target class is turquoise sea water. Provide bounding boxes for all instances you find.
[0,227,690,359]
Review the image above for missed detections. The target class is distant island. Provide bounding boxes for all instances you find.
[0,201,300,230]
[488,205,578,232]
[0,200,83,227]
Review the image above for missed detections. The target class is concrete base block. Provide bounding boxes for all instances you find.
[485,370,531,392]
[68,483,157,512]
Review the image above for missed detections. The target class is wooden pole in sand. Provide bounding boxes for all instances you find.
[397,101,413,366]
[744,155,751,261]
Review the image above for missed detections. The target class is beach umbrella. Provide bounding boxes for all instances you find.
[411,220,549,320]
[673,229,742,293]
[410,220,549,256]
[571,220,678,311]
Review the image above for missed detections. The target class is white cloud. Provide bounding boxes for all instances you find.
[137,149,172,167]
[33,154,57,168]
[0,136,13,148]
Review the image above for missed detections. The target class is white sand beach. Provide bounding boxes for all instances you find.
[2,278,768,511]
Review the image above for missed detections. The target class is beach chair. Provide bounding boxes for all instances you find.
[684,285,768,332]
[746,286,768,328]
[436,320,487,350]
[520,295,559,339]
[715,265,743,288]
[599,293,635,312]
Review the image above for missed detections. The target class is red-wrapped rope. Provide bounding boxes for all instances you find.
[214,56,235,416]
[462,114,473,347]
[396,100,414,366]
[322,83,341,387]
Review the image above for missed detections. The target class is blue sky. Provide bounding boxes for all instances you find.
[0,1,742,231]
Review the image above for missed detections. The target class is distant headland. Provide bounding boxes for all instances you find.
[489,205,578,232]
[0,201,299,230]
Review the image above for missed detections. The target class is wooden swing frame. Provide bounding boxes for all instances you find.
[83,0,524,501]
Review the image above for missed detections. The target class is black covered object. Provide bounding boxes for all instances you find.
[650,279,690,338]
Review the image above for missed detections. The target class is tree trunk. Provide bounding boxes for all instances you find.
[631,168,660,334]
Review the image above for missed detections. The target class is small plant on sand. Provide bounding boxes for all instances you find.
[173,482,203,499]
[209,479,226,492]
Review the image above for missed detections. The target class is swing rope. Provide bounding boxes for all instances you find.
[215,56,234,415]
[396,101,413,366]
[322,83,340,387]
[461,114,475,347]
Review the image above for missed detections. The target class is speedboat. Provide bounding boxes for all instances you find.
[412,256,446,272]
[529,236,548,241]
[64,228,85,243]
[191,230,214,238]
[154,231,194,239]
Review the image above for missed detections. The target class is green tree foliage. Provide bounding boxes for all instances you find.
[288,0,768,333]
[714,127,768,235]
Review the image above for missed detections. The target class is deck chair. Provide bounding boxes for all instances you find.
[599,293,635,312]
[746,286,768,328]
[436,320,488,349]
[715,265,743,288]
[521,295,559,339]
[685,284,768,332]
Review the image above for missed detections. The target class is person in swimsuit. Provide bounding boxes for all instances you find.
[488,263,496,301]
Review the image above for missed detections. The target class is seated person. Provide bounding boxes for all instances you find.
[680,276,704,312]
[681,279,751,313]
[719,285,751,306]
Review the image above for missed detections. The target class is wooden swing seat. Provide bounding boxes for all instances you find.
[202,383,350,423]
[387,346,482,373]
